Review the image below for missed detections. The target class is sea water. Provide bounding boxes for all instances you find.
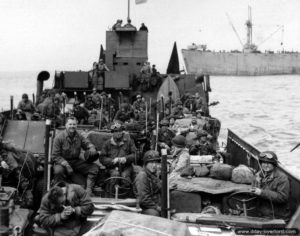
[0,72,300,178]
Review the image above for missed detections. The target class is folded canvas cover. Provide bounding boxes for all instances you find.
[84,210,191,236]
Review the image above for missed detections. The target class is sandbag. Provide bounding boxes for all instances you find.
[209,163,233,180]
[194,165,210,177]
[231,164,255,184]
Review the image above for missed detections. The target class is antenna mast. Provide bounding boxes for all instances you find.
[127,0,131,22]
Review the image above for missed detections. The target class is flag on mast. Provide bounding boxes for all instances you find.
[135,0,147,4]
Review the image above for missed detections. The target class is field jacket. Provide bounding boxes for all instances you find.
[52,130,95,165]
[134,168,161,210]
[100,135,137,169]
[38,184,94,236]
[256,168,290,221]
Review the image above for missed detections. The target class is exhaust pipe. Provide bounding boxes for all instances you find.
[36,71,50,105]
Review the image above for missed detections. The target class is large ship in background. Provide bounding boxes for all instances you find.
[182,7,300,76]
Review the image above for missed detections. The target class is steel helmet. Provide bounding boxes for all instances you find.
[258,151,278,166]
[22,93,28,99]
[172,135,186,148]
[143,150,161,165]
[159,119,169,126]
[197,130,208,138]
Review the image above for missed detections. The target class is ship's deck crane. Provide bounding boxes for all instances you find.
[257,25,284,47]
[226,13,244,48]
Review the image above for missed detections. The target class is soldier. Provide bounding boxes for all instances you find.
[73,101,89,124]
[170,100,184,119]
[114,103,132,123]
[84,95,94,111]
[42,97,62,126]
[38,182,94,236]
[156,119,175,150]
[139,23,148,32]
[100,123,137,183]
[16,93,35,120]
[189,130,215,155]
[193,92,204,112]
[132,94,146,113]
[0,140,35,207]
[87,110,99,128]
[134,150,161,216]
[169,135,190,180]
[112,19,123,30]
[252,151,290,222]
[51,117,99,196]
[91,88,101,104]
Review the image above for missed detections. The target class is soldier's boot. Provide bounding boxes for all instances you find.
[86,174,96,197]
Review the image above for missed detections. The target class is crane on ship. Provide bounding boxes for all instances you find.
[227,6,285,53]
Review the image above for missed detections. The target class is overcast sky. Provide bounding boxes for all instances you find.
[0,0,299,72]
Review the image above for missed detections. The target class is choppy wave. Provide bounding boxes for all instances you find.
[210,75,300,179]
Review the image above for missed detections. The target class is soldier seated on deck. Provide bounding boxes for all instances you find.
[16,93,35,120]
[51,117,99,196]
[42,97,62,127]
[132,94,146,113]
[84,95,95,111]
[156,119,175,151]
[73,101,89,124]
[170,100,185,119]
[114,103,132,123]
[252,151,290,222]
[99,122,137,185]
[37,182,94,236]
[134,150,161,216]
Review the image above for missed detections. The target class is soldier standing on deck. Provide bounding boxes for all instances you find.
[51,117,99,196]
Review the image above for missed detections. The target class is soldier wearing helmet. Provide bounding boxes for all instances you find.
[133,150,161,216]
[132,94,146,113]
[252,151,290,221]
[114,103,132,123]
[17,93,35,120]
[169,135,190,181]
[170,100,184,119]
[42,96,62,126]
[73,100,89,124]
[84,95,95,111]
[156,119,175,150]
[100,122,137,183]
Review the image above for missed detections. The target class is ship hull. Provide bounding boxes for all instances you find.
[182,49,300,76]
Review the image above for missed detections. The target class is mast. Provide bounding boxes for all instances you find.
[127,0,131,22]
[246,6,252,46]
[243,6,257,52]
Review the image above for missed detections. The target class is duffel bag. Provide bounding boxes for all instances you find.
[231,164,255,184]
[209,163,233,180]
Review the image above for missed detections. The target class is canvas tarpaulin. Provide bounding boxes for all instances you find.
[84,210,191,236]
[170,176,251,194]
